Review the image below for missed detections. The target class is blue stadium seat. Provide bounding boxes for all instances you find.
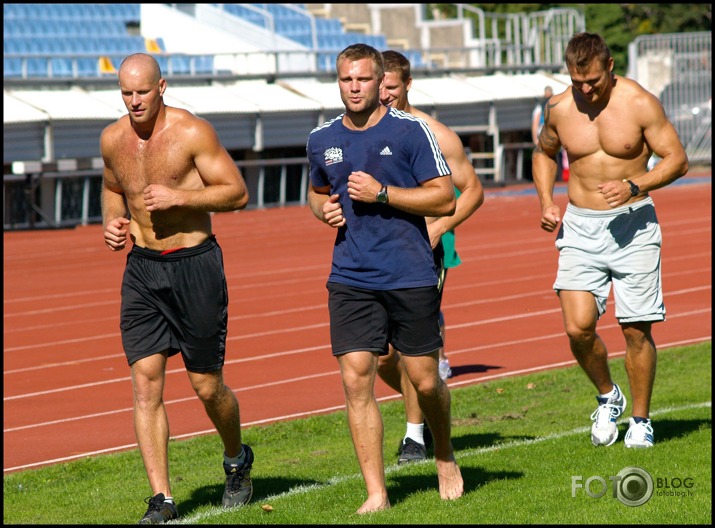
[26,57,50,77]
[169,55,192,75]
[3,38,21,54]
[222,4,267,28]
[153,55,169,74]
[315,18,343,35]
[3,57,24,78]
[194,55,214,74]
[50,57,74,77]
[77,57,99,77]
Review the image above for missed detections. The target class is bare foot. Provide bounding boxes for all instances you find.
[356,495,391,514]
[436,458,464,500]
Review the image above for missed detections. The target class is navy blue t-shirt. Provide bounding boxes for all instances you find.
[307,107,452,290]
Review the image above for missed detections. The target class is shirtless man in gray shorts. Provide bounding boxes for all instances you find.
[532,32,688,448]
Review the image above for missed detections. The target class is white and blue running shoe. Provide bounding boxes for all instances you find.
[590,383,627,446]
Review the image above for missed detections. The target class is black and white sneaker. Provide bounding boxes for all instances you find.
[222,444,254,508]
[397,437,427,464]
[138,493,178,525]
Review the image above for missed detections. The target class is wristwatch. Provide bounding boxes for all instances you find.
[622,179,640,197]
[376,185,389,204]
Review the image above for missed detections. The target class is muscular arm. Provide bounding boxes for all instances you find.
[100,128,131,251]
[101,169,128,227]
[426,126,484,244]
[143,117,249,213]
[532,99,562,231]
[347,171,456,217]
[636,93,689,191]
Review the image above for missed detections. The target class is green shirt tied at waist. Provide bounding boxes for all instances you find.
[441,188,462,268]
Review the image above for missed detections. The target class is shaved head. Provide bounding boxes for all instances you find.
[118,53,162,83]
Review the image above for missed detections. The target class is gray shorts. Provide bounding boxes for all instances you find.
[553,196,665,323]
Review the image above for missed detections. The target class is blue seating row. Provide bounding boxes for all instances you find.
[218,3,388,52]
[4,36,155,56]
[3,3,387,79]
[4,56,106,78]
[4,18,129,37]
[4,53,214,79]
[3,3,139,21]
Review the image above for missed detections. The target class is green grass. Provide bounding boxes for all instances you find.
[4,342,711,524]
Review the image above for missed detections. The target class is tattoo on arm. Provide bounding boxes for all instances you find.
[540,129,560,153]
[543,101,557,126]
[534,100,560,158]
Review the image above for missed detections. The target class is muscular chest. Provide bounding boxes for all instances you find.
[112,134,194,193]
[559,107,645,160]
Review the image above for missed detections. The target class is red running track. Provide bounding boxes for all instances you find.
[3,174,711,473]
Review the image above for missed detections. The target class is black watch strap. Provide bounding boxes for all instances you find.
[623,179,640,197]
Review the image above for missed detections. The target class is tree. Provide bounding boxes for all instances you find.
[429,3,711,74]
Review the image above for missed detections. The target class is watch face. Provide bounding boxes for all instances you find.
[377,187,388,203]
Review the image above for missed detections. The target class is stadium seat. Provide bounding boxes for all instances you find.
[50,57,74,78]
[3,57,24,78]
[26,57,50,77]
[77,57,99,77]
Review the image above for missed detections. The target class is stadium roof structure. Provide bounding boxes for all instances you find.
[3,91,49,124]
[461,72,571,100]
[4,72,577,165]
[6,87,125,122]
[218,80,323,113]
[4,73,571,124]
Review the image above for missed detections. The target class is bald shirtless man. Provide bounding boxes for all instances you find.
[532,33,688,449]
[378,50,484,464]
[101,53,254,523]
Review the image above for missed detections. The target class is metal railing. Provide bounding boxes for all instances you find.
[628,31,711,164]
[3,157,312,230]
[3,153,502,230]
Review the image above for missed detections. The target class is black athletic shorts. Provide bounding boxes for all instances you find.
[433,240,447,327]
[120,235,228,372]
[326,282,442,357]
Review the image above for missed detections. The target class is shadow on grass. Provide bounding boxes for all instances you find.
[386,465,523,505]
[617,416,711,443]
[181,476,323,514]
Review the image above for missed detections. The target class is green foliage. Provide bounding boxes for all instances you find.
[3,342,711,524]
[427,3,712,74]
[581,3,711,74]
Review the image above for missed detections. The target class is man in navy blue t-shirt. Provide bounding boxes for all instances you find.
[306,43,464,514]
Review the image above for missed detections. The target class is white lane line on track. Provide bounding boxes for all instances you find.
[3,335,710,474]
[3,280,710,354]
[3,305,711,396]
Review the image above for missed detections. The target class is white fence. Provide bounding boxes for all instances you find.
[628,32,711,164]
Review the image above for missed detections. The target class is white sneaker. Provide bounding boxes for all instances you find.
[624,418,654,448]
[590,384,627,446]
[438,359,452,380]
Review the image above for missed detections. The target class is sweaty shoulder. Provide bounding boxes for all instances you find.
[100,115,128,155]
[165,107,221,155]
[166,106,210,133]
[544,88,573,121]
[614,76,663,120]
